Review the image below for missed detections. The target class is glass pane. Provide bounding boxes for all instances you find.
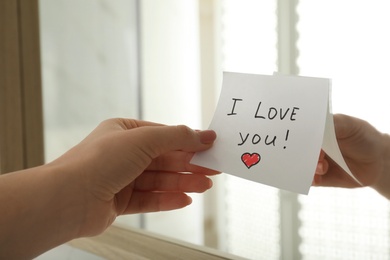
[297,1,390,259]
[225,176,280,259]
[39,0,140,162]
[138,0,206,246]
[39,0,140,226]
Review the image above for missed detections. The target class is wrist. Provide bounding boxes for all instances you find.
[44,161,88,240]
[0,164,83,258]
[49,158,117,239]
[36,163,84,244]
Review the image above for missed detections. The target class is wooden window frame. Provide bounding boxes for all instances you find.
[70,225,242,259]
[0,0,44,174]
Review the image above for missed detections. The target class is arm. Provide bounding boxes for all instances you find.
[314,114,390,199]
[0,118,218,258]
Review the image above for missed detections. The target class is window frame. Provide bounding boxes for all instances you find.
[0,0,44,174]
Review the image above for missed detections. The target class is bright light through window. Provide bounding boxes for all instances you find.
[297,0,390,259]
[221,0,390,259]
[222,1,280,259]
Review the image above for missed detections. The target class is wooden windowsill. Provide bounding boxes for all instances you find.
[69,224,244,260]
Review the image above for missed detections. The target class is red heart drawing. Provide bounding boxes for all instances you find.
[241,152,261,169]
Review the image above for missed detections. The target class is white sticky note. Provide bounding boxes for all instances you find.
[191,71,331,194]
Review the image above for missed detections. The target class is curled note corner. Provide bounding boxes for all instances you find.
[322,105,363,186]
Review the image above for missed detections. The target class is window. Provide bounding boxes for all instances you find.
[297,1,390,259]
[39,0,207,247]
[37,0,390,259]
[218,1,390,259]
[139,0,205,245]
[39,0,141,226]
[39,0,140,162]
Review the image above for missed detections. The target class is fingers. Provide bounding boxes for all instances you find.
[312,153,361,188]
[312,150,330,186]
[134,172,213,193]
[333,114,370,140]
[147,151,220,175]
[312,174,322,186]
[115,118,217,146]
[315,150,329,176]
[333,114,354,139]
[116,118,165,129]
[124,192,193,214]
[116,171,213,215]
[313,167,361,188]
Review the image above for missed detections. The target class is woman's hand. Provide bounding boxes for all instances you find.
[0,118,218,258]
[313,114,390,199]
[52,119,218,237]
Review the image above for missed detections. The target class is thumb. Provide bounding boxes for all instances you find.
[333,114,356,139]
[130,125,216,159]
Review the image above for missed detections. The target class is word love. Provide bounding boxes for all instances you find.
[227,98,300,121]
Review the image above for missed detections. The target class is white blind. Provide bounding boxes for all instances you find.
[299,188,389,259]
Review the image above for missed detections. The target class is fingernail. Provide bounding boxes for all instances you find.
[199,130,217,144]
[207,178,213,188]
[315,162,324,175]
